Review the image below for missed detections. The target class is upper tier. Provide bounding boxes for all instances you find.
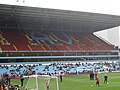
[0,29,115,51]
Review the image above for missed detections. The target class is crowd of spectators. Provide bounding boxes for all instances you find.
[0,61,120,77]
[1,73,20,90]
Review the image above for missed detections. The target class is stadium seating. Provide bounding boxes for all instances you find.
[1,29,30,51]
[0,61,120,76]
[0,29,115,51]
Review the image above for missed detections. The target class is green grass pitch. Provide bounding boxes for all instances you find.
[11,72,120,90]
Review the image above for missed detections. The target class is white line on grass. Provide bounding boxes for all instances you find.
[24,77,30,90]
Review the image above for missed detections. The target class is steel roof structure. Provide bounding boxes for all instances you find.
[0,4,120,32]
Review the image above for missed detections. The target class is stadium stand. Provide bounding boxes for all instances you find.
[0,29,116,51]
[0,61,120,76]
[0,4,119,62]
